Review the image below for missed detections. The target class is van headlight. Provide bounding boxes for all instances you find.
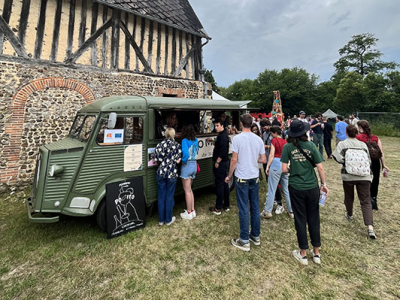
[49,164,64,177]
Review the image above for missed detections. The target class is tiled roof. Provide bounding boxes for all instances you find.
[97,0,210,39]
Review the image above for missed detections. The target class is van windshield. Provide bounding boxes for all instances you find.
[69,115,97,141]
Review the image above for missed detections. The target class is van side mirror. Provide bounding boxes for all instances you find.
[107,112,117,129]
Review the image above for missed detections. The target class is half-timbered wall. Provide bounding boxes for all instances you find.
[0,0,202,79]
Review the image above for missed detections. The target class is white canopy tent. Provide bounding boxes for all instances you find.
[323,109,337,119]
[212,91,229,101]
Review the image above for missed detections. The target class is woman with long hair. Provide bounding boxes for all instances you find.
[251,123,262,137]
[180,124,199,220]
[260,126,293,218]
[154,128,182,226]
[281,120,328,265]
[356,120,389,210]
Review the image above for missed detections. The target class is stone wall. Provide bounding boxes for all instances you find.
[0,60,208,190]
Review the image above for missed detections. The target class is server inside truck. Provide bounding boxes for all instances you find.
[155,110,240,139]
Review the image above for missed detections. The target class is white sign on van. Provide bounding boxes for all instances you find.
[124,144,143,171]
[104,129,124,143]
[197,135,233,160]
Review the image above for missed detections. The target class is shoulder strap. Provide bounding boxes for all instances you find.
[295,144,316,168]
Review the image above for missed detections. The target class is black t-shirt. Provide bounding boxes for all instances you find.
[323,122,333,140]
[213,129,229,161]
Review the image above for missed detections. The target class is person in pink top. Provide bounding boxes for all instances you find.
[260,126,293,218]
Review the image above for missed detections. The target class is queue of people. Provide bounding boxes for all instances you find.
[154,111,388,266]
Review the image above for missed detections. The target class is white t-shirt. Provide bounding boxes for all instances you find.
[231,132,265,179]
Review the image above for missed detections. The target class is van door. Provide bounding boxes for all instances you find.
[72,114,146,202]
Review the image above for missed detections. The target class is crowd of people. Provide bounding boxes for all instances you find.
[153,110,389,266]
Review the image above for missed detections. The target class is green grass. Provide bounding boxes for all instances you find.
[1,136,400,299]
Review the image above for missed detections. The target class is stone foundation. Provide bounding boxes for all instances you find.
[0,60,208,189]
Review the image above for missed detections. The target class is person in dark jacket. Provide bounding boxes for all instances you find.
[209,120,230,215]
[322,117,333,159]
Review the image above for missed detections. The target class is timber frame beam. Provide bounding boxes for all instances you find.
[119,20,153,73]
[65,18,112,64]
[0,15,29,58]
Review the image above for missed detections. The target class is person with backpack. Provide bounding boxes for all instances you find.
[356,120,389,210]
[332,125,376,239]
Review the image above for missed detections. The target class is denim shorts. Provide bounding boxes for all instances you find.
[180,160,197,179]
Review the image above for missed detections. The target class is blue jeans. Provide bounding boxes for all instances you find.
[313,133,324,156]
[235,176,261,243]
[264,158,292,213]
[157,175,177,223]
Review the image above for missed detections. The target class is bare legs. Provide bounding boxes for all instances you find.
[182,178,194,212]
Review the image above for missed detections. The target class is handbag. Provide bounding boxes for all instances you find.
[196,161,200,174]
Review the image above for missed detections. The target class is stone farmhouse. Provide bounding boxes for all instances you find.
[0,0,211,189]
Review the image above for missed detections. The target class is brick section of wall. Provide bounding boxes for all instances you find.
[0,61,206,189]
[2,77,95,186]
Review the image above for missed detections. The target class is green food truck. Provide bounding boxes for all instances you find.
[26,95,251,230]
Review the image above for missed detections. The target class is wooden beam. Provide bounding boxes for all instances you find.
[65,18,112,64]
[101,5,108,68]
[124,12,130,70]
[156,23,161,74]
[18,0,30,49]
[66,0,76,59]
[50,0,62,61]
[171,28,176,75]
[90,2,98,66]
[0,0,13,54]
[185,32,190,79]
[133,15,138,71]
[164,25,169,76]
[0,15,29,58]
[173,39,199,77]
[110,9,121,70]
[78,0,87,47]
[139,17,145,71]
[147,20,153,68]
[34,0,47,59]
[191,35,195,79]
[120,21,153,73]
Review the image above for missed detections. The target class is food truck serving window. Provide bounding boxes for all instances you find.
[97,116,143,145]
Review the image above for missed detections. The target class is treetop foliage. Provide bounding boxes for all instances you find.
[211,33,399,116]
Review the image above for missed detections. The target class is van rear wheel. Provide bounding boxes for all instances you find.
[228,175,235,191]
[95,199,107,232]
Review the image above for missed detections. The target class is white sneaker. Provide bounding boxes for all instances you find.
[166,216,176,226]
[180,210,193,220]
[292,250,308,265]
[191,210,197,218]
[310,249,321,264]
[158,222,164,226]
[275,205,284,215]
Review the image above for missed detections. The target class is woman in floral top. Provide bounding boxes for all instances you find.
[154,128,182,226]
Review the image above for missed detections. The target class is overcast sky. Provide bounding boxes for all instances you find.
[190,0,400,87]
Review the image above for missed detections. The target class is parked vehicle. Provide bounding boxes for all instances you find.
[26,95,251,230]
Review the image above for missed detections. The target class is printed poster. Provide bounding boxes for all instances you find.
[124,144,143,171]
[104,129,124,143]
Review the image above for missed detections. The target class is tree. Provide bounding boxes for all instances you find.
[333,72,365,113]
[334,33,398,76]
[204,70,220,93]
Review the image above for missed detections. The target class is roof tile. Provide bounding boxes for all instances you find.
[99,0,209,38]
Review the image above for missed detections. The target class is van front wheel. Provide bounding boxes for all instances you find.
[95,199,107,232]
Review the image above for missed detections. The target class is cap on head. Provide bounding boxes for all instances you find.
[299,111,306,115]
